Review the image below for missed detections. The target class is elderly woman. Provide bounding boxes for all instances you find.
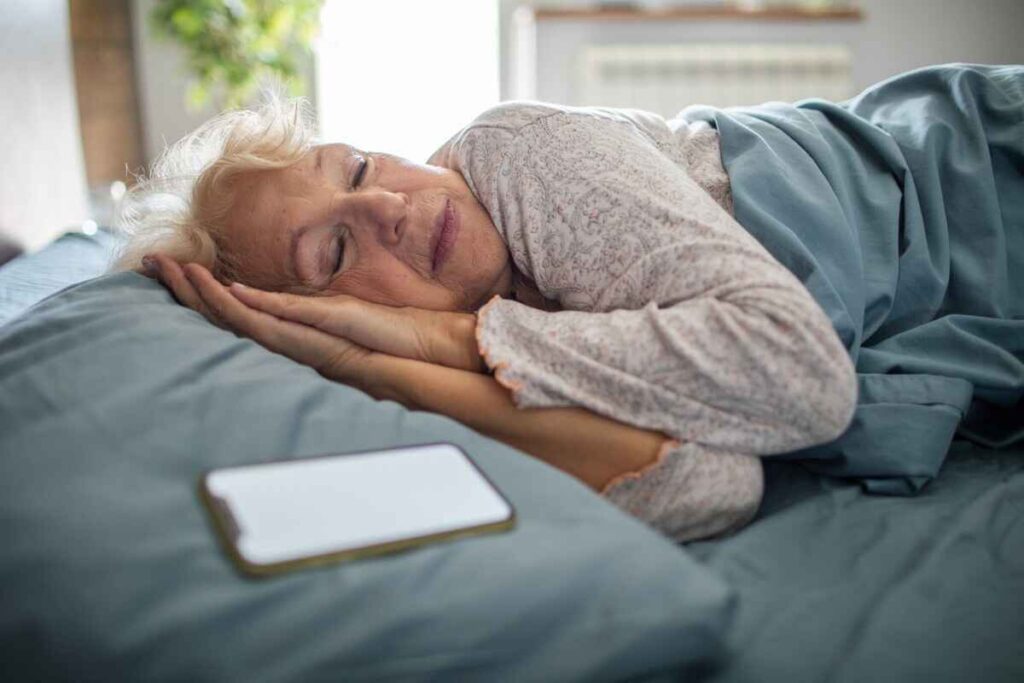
[119,63,1024,542]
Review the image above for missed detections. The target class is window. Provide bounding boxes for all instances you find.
[316,1,500,163]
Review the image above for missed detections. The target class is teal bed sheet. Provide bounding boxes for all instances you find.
[690,439,1024,682]
[683,64,1024,495]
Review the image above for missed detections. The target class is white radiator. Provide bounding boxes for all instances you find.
[575,43,854,117]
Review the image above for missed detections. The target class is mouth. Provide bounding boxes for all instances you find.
[431,198,458,275]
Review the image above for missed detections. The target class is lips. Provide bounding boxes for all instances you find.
[431,198,458,274]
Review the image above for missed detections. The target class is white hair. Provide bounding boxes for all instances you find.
[111,89,318,282]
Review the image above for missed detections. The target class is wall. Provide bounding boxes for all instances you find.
[0,0,89,252]
[852,0,1024,88]
[71,0,145,188]
[131,0,217,167]
[499,0,1024,103]
[131,0,316,167]
[130,0,1024,166]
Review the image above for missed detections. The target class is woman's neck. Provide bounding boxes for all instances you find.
[511,269,561,311]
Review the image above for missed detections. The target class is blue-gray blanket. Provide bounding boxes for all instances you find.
[683,64,1024,494]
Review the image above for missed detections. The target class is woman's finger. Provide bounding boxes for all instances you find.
[149,254,225,328]
[233,283,439,362]
[183,264,372,380]
[231,284,414,358]
[229,283,348,333]
[183,264,292,351]
[230,282,481,371]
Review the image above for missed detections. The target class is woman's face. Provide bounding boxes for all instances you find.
[219,143,513,311]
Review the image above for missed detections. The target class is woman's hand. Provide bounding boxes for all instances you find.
[226,284,485,373]
[145,254,485,374]
[143,255,380,389]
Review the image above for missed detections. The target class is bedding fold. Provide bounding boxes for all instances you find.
[683,63,1024,493]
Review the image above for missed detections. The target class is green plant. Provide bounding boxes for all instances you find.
[150,0,324,110]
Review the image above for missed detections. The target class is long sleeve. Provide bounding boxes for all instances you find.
[464,107,857,455]
[437,103,857,541]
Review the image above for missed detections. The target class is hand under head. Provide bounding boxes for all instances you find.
[220,143,513,312]
[114,92,513,313]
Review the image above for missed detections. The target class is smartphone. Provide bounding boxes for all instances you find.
[199,442,515,577]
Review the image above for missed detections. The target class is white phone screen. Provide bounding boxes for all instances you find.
[202,443,514,572]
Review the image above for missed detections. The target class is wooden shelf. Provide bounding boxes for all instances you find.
[532,3,863,22]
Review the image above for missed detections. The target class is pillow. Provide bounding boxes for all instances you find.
[0,230,118,327]
[0,272,736,681]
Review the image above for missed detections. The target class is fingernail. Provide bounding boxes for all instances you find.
[142,256,158,274]
[231,282,247,290]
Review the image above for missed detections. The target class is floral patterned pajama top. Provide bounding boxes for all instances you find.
[430,102,857,543]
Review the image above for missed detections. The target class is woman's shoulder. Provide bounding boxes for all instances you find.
[427,101,566,165]
[429,100,669,167]
[461,100,571,133]
[463,101,673,141]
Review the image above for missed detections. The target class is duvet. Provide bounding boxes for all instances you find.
[683,63,1024,493]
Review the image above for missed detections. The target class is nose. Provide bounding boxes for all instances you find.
[345,190,408,246]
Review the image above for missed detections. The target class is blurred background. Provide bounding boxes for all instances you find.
[1,0,1023,258]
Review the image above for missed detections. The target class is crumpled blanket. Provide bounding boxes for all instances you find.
[432,101,856,542]
[682,63,1024,494]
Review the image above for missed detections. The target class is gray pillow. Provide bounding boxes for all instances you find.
[0,230,117,327]
[0,272,735,682]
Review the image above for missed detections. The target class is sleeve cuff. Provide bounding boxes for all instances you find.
[475,294,572,409]
[599,438,682,496]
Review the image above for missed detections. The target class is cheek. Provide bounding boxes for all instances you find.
[219,221,293,290]
[229,245,285,290]
[466,217,508,274]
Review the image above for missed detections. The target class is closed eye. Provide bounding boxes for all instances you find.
[332,232,345,275]
[351,156,368,189]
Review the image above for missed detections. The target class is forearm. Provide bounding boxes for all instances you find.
[361,354,670,492]
[473,292,857,454]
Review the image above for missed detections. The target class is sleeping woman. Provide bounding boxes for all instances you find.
[117,63,1024,543]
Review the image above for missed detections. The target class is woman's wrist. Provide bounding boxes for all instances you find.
[425,311,485,373]
[452,312,485,373]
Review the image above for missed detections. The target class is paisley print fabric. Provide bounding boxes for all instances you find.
[431,102,857,542]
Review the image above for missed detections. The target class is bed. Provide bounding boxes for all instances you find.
[0,228,1020,682]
